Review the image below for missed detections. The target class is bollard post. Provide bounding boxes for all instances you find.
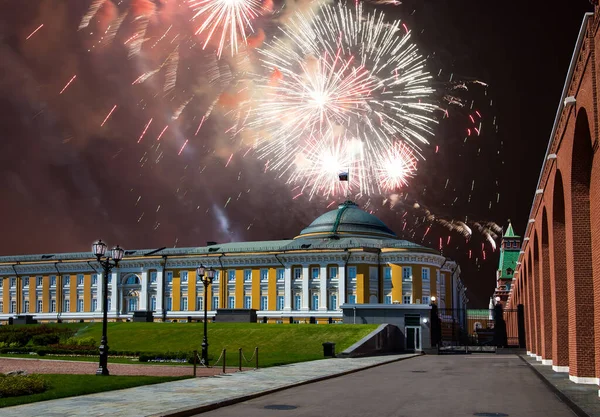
[222,349,226,374]
[238,348,242,371]
[193,350,197,377]
[255,347,258,370]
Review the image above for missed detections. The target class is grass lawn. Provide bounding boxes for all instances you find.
[0,374,189,408]
[73,322,378,367]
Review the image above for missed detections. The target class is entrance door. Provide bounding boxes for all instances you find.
[405,326,421,351]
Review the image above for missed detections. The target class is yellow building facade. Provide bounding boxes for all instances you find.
[0,201,464,324]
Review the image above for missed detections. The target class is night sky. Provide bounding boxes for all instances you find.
[0,0,593,307]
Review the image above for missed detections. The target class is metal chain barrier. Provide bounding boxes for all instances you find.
[240,347,259,370]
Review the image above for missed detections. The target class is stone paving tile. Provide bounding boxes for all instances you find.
[520,354,600,417]
[2,354,418,417]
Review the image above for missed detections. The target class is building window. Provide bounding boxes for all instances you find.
[402,267,412,281]
[64,299,70,312]
[330,294,337,310]
[329,267,338,279]
[384,267,392,281]
[228,270,236,282]
[261,296,268,310]
[422,268,430,281]
[0,279,2,288]
[10,278,16,287]
[24,300,29,313]
[348,295,356,304]
[0,301,3,312]
[244,270,252,282]
[228,296,235,308]
[385,295,392,304]
[51,300,56,313]
[181,297,188,311]
[244,296,251,309]
[403,295,412,304]
[277,296,284,310]
[37,276,43,287]
[64,275,70,286]
[197,296,204,310]
[213,271,220,282]
[77,299,84,312]
[311,268,319,280]
[150,296,156,311]
[276,269,284,281]
[150,272,157,283]
[348,267,357,280]
[108,298,112,311]
[422,296,430,305]
[181,271,188,283]
[23,277,29,287]
[77,274,84,286]
[10,301,16,313]
[166,272,173,283]
[212,296,219,309]
[260,269,268,282]
[92,298,98,311]
[50,275,56,287]
[92,274,98,286]
[294,294,301,310]
[293,268,301,280]
[165,297,172,311]
[312,294,319,310]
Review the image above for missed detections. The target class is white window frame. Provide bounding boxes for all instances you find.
[329,266,338,279]
[36,276,43,287]
[385,295,392,304]
[293,268,301,280]
[422,295,430,305]
[64,299,70,312]
[64,275,70,286]
[403,295,412,304]
[181,271,188,283]
[276,269,284,281]
[384,267,392,281]
[212,296,219,309]
[422,267,430,281]
[51,299,56,313]
[228,270,236,282]
[197,296,204,310]
[260,269,268,282]
[402,267,412,281]
[330,293,337,310]
[244,269,252,282]
[294,294,301,310]
[77,299,84,312]
[181,297,188,311]
[150,296,156,311]
[50,275,56,287]
[348,294,356,304]
[312,294,319,310]
[244,296,251,309]
[311,267,319,280]
[228,296,235,308]
[92,274,98,286]
[24,300,29,313]
[348,267,357,280]
[166,272,173,283]
[260,296,268,310]
[277,296,284,310]
[77,274,84,286]
[150,272,157,283]
[92,298,98,311]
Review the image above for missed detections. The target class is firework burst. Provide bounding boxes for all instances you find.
[189,0,264,57]
[250,1,438,198]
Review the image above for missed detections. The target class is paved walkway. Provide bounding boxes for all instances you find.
[1,353,419,417]
[0,357,230,377]
[196,353,581,417]
[521,354,600,417]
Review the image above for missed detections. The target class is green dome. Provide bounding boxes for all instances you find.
[297,201,397,239]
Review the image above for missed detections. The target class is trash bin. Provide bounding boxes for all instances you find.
[322,342,336,357]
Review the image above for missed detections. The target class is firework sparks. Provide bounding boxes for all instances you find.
[377,141,418,191]
[138,118,153,143]
[250,1,437,198]
[189,0,263,57]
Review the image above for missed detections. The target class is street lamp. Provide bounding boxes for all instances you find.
[198,265,216,366]
[92,239,124,376]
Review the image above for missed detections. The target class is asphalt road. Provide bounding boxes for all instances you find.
[195,354,577,417]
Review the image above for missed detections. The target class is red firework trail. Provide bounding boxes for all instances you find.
[178,139,189,155]
[138,118,153,143]
[100,105,117,127]
[156,125,169,141]
[59,75,77,94]
[26,24,44,40]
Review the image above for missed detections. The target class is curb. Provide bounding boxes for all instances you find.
[518,355,590,417]
[149,353,423,417]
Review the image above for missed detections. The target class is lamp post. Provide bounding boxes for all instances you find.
[198,264,216,366]
[92,239,124,376]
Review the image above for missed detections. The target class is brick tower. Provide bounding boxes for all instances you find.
[493,221,520,305]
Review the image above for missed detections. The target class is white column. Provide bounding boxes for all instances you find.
[283,267,292,311]
[156,270,164,314]
[110,271,119,315]
[96,272,104,313]
[338,264,346,308]
[302,265,309,311]
[140,270,148,310]
[319,265,327,311]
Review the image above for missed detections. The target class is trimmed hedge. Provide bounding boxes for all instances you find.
[0,324,76,347]
[0,374,48,397]
[139,351,194,363]
[0,346,141,357]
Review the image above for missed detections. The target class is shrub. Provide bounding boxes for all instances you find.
[139,351,192,363]
[0,374,48,397]
[76,337,97,347]
[31,334,60,346]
